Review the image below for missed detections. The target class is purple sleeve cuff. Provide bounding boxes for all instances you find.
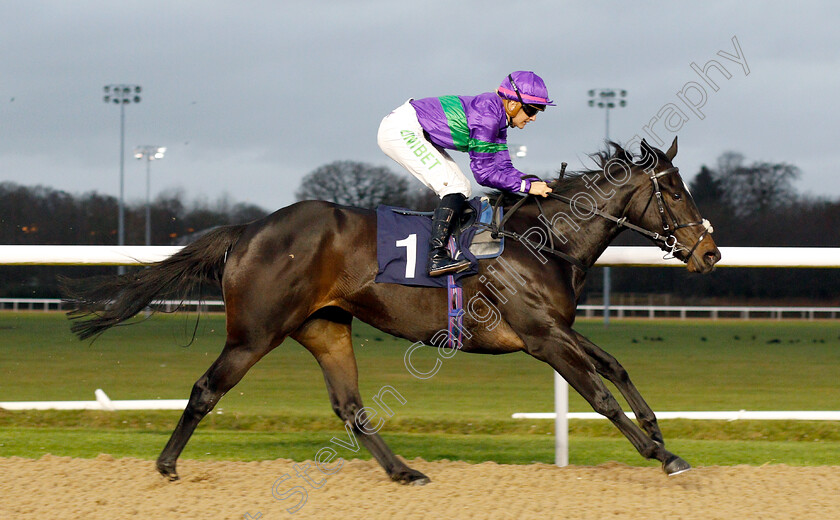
[520,179,531,193]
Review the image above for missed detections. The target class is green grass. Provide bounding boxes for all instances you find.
[1,312,839,466]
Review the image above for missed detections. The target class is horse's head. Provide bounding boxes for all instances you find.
[622,137,721,273]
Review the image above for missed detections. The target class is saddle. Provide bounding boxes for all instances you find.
[390,197,504,259]
[375,197,504,288]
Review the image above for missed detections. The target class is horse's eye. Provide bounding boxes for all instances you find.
[672,192,682,201]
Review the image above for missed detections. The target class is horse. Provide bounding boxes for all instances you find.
[62,137,720,485]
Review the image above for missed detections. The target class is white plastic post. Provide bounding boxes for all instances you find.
[95,388,116,411]
[554,370,568,466]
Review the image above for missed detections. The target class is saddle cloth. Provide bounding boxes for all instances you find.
[375,197,503,288]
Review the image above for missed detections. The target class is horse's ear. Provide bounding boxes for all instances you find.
[638,138,658,170]
[619,147,633,163]
[665,136,678,161]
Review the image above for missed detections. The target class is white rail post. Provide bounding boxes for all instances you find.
[554,370,569,466]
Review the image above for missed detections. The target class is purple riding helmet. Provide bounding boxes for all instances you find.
[497,71,555,107]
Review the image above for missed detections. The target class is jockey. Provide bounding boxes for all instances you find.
[378,71,555,277]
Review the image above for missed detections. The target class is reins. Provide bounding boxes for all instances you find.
[489,205,588,269]
[485,168,587,269]
[483,165,714,269]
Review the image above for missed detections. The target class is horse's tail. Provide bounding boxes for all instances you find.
[61,224,249,340]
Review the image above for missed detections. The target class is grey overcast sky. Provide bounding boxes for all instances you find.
[2,1,838,211]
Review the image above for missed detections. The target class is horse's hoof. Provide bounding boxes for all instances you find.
[158,469,180,481]
[393,469,431,486]
[156,461,180,481]
[663,455,691,476]
[408,476,431,486]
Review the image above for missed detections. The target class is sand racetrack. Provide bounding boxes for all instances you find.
[1,455,839,519]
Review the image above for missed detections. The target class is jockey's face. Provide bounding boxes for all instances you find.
[504,100,538,129]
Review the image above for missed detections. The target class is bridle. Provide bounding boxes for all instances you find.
[486,165,714,269]
[633,166,714,260]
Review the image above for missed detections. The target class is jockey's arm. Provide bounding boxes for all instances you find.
[470,147,552,197]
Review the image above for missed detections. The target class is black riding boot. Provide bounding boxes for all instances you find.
[427,193,471,277]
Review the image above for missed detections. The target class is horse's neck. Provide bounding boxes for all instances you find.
[558,211,619,268]
[534,177,641,268]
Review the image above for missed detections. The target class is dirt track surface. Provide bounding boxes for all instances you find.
[1,456,839,519]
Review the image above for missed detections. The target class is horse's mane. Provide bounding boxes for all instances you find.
[487,141,658,206]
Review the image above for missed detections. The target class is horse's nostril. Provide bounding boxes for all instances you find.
[705,250,721,265]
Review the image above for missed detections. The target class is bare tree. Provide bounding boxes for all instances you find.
[295,161,411,208]
[404,187,440,211]
[713,151,800,216]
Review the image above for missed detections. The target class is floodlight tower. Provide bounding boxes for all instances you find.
[103,84,142,272]
[588,88,627,327]
[133,146,167,246]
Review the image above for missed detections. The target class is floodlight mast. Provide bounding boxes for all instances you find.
[133,145,166,246]
[587,88,627,327]
[103,84,142,272]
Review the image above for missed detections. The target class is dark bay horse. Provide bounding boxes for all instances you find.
[63,137,720,484]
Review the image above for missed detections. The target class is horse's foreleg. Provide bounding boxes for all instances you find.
[292,317,430,485]
[574,331,665,446]
[524,328,689,475]
[156,338,269,480]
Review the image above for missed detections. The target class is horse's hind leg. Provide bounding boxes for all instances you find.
[156,335,271,480]
[292,312,430,485]
[574,331,665,446]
